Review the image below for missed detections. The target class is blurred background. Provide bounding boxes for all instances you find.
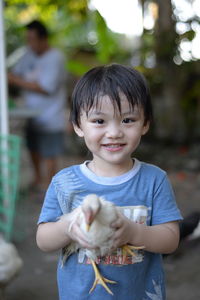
[5,0,200,143]
[0,0,200,299]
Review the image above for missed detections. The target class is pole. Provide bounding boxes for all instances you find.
[0,0,10,240]
[0,0,9,135]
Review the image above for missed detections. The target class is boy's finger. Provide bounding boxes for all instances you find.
[110,220,122,228]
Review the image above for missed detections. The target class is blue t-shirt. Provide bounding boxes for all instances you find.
[38,159,182,300]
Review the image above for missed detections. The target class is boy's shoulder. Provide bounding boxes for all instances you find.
[50,164,84,213]
[139,161,167,177]
[53,164,79,179]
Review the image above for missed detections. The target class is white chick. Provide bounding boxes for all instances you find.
[62,194,118,294]
[63,194,118,259]
[0,236,23,298]
[81,194,118,258]
[62,194,144,295]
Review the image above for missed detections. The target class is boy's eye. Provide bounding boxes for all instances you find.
[92,119,104,124]
[122,118,135,124]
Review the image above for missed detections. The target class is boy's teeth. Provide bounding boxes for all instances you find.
[106,144,120,147]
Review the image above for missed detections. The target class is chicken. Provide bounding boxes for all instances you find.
[0,236,23,299]
[62,194,144,295]
[179,211,200,241]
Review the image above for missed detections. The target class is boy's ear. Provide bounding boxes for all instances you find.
[73,123,84,137]
[142,122,150,135]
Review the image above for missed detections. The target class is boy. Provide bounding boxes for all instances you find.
[36,64,182,299]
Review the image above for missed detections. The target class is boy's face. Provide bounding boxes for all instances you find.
[73,95,149,174]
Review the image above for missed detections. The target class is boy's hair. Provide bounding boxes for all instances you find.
[26,20,48,38]
[71,63,153,126]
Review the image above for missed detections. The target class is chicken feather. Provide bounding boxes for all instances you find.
[0,236,23,298]
[62,194,118,263]
[61,194,144,295]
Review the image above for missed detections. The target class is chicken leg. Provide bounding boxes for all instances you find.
[121,244,145,263]
[89,259,117,295]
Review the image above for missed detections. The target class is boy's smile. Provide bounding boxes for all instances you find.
[73,95,149,176]
[101,143,125,152]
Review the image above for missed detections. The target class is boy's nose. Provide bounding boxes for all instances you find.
[105,124,123,138]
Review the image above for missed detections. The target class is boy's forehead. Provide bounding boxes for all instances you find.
[89,94,132,110]
[81,95,142,116]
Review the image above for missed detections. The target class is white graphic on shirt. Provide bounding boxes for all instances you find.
[145,280,163,300]
[78,205,149,266]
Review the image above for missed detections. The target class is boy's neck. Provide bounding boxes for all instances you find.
[87,159,134,177]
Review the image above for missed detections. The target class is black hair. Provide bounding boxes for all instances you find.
[70,63,153,127]
[26,20,48,38]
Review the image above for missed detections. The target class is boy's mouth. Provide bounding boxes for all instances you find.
[103,143,125,147]
[102,143,125,151]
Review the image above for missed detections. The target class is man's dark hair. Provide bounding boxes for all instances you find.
[26,20,48,38]
[70,63,153,127]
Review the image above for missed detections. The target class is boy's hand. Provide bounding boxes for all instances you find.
[61,209,95,249]
[110,211,137,249]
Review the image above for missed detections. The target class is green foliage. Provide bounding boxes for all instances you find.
[3,0,200,140]
[4,0,131,75]
[92,11,119,63]
[180,30,196,41]
[67,60,90,76]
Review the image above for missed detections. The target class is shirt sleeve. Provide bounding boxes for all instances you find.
[11,50,35,76]
[151,174,183,225]
[37,51,66,94]
[12,59,23,75]
[37,181,63,224]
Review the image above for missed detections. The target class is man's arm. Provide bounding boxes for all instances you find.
[8,72,48,95]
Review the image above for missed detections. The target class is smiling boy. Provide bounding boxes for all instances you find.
[36,64,182,300]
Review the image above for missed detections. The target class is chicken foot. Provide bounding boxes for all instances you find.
[89,259,117,295]
[121,245,145,263]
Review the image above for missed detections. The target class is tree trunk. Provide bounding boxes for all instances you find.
[153,0,186,142]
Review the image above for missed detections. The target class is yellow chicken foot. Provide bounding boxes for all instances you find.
[89,259,117,295]
[121,245,145,263]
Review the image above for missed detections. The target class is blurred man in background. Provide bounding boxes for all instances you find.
[8,20,67,190]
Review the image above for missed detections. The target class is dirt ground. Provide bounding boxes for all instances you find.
[4,136,200,300]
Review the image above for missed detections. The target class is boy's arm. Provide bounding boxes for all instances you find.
[131,221,179,253]
[111,214,180,254]
[36,219,71,252]
[36,210,95,252]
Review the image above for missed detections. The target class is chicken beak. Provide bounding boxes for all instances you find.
[86,223,91,232]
